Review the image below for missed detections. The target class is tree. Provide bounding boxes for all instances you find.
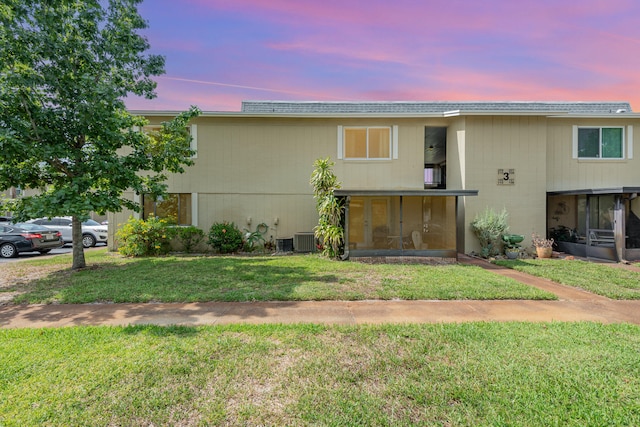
[0,0,200,269]
[310,158,344,258]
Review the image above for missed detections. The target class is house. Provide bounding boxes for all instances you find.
[108,101,640,262]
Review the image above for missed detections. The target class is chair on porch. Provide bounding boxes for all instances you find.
[411,230,428,250]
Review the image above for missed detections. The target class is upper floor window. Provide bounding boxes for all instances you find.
[338,126,398,160]
[575,126,624,159]
[140,124,198,159]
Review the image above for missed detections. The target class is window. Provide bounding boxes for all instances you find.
[32,218,71,227]
[575,126,624,159]
[339,126,394,160]
[140,124,198,159]
[143,193,192,225]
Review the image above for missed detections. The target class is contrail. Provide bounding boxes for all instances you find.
[159,76,345,99]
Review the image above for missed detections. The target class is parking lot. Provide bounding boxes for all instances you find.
[0,244,106,264]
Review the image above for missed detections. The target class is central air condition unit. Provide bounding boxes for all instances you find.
[294,232,316,253]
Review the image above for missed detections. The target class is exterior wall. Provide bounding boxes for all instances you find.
[446,118,468,252]
[110,116,456,249]
[462,116,548,253]
[334,118,448,191]
[106,111,640,256]
[546,119,639,191]
[446,117,466,190]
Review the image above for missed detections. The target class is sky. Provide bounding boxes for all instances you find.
[125,0,640,112]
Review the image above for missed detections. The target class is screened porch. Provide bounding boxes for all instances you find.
[335,190,478,259]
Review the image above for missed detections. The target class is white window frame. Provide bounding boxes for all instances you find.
[572,125,626,159]
[338,125,398,160]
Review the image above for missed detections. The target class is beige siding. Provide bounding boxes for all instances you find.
[547,119,639,191]
[108,113,640,255]
[188,118,331,238]
[334,119,447,190]
[446,117,466,190]
[463,116,548,253]
[111,117,448,247]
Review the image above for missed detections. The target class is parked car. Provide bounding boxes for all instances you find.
[0,216,12,225]
[27,217,108,248]
[0,223,64,258]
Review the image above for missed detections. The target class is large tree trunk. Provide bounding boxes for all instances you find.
[71,216,86,270]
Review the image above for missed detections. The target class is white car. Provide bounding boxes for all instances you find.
[28,217,108,248]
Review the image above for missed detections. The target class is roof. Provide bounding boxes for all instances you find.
[241,100,633,115]
[334,189,478,197]
[130,100,637,118]
[547,187,640,196]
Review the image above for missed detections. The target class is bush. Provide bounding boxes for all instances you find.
[471,207,509,258]
[243,223,269,252]
[116,216,175,257]
[310,158,344,258]
[174,226,206,253]
[208,221,243,254]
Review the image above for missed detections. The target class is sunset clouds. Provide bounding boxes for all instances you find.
[126,0,640,112]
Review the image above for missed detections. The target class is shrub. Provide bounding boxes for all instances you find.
[174,226,206,253]
[310,158,344,258]
[117,216,175,257]
[243,223,269,252]
[208,221,243,254]
[471,207,509,258]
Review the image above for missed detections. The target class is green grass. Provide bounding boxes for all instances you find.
[5,249,556,304]
[494,258,640,299]
[1,322,639,426]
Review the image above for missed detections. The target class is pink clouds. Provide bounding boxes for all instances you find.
[127,0,640,112]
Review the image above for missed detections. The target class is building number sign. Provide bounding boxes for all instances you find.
[498,168,515,185]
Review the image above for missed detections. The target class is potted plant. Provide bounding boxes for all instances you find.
[502,234,524,259]
[532,233,554,258]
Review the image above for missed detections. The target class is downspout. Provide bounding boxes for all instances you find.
[399,196,404,254]
[614,195,626,263]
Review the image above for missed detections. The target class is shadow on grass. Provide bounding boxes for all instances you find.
[9,255,342,305]
[493,259,543,268]
[121,324,201,337]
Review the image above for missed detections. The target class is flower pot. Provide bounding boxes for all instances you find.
[536,247,552,258]
[505,249,519,259]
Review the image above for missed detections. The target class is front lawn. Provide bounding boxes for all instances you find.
[1,322,638,426]
[2,249,556,304]
[494,258,640,299]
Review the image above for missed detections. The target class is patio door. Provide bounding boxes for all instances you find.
[348,197,390,249]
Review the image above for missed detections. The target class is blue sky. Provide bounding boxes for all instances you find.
[125,0,640,112]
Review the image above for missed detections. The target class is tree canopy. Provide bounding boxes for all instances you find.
[0,0,200,268]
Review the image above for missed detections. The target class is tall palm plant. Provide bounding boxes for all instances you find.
[310,158,344,258]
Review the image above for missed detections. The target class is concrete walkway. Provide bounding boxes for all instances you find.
[1,255,639,328]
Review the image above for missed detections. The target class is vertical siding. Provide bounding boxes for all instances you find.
[161,117,452,239]
[463,116,548,252]
[109,113,640,255]
[333,119,435,190]
[547,119,639,191]
[446,118,466,190]
[123,117,436,240]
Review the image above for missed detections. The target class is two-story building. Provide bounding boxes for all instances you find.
[109,101,640,262]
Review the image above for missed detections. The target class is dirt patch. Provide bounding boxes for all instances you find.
[0,263,67,305]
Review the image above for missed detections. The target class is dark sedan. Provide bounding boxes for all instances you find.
[0,223,64,258]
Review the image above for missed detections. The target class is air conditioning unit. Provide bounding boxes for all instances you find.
[294,232,316,253]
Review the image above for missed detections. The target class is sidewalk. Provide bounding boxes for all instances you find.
[1,255,639,328]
